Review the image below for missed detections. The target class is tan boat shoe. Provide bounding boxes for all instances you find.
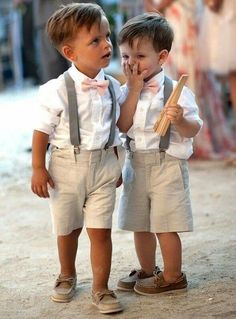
[117,266,160,291]
[92,290,123,314]
[51,275,77,303]
[134,271,187,295]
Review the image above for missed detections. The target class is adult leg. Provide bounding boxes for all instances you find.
[156,232,182,283]
[57,227,82,277]
[86,228,112,292]
[134,232,157,275]
[229,71,236,115]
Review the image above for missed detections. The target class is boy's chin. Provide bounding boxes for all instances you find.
[102,60,111,68]
[144,70,162,81]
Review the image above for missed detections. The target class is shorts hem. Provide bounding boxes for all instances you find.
[118,224,193,233]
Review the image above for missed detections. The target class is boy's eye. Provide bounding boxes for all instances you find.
[122,55,128,60]
[137,55,145,59]
[91,38,99,44]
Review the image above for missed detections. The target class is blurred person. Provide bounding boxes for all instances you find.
[143,0,236,159]
[13,0,39,84]
[33,0,73,83]
[199,0,236,131]
[144,0,197,91]
[33,0,103,84]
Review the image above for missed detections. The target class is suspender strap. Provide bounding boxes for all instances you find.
[159,75,173,151]
[64,71,81,147]
[104,74,116,150]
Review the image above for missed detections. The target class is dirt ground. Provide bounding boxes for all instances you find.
[0,158,236,319]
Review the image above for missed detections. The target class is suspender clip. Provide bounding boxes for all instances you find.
[74,146,80,154]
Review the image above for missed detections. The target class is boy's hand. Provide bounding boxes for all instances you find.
[165,104,184,125]
[123,62,147,94]
[31,168,54,198]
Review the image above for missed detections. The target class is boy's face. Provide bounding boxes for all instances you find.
[63,16,112,78]
[119,37,167,80]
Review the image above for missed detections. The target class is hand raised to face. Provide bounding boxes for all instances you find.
[123,62,148,94]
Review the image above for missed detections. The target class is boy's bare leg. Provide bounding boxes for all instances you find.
[57,228,82,277]
[86,228,112,292]
[134,232,156,274]
[156,232,182,283]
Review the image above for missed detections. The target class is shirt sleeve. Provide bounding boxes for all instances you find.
[34,79,66,135]
[118,84,129,105]
[179,86,203,128]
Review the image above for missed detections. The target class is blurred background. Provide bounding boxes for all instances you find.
[0,0,144,89]
[0,0,236,169]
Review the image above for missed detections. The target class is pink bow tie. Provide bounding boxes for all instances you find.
[81,78,109,96]
[142,79,160,94]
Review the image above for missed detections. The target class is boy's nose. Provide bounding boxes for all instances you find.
[104,39,112,49]
[128,57,136,66]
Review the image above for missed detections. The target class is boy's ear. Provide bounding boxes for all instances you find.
[61,45,75,61]
[158,49,169,65]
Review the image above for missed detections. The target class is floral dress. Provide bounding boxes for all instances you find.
[163,0,235,159]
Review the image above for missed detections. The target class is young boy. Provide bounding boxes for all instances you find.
[31,3,143,314]
[116,13,203,295]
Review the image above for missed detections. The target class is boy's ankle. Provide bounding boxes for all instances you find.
[60,272,76,279]
[142,268,155,277]
[92,286,109,294]
[162,271,182,283]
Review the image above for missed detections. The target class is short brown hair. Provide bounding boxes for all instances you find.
[118,13,174,52]
[47,3,106,49]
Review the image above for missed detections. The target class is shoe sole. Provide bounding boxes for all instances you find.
[134,286,187,296]
[51,295,73,303]
[116,285,134,292]
[92,302,123,314]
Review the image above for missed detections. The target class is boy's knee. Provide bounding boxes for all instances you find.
[87,228,111,242]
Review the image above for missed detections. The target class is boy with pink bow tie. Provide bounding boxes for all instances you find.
[31,3,144,314]
[116,13,203,295]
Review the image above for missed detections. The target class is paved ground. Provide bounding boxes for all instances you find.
[0,87,236,319]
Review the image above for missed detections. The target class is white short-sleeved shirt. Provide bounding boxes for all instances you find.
[120,70,203,160]
[34,64,123,150]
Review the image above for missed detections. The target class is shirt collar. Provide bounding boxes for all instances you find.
[145,68,165,87]
[69,63,105,83]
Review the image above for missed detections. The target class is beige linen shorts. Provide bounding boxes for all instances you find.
[48,147,121,235]
[118,151,193,233]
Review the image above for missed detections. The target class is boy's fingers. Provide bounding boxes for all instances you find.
[132,63,138,74]
[32,184,49,198]
[48,177,55,189]
[123,62,131,76]
[34,186,43,197]
[140,69,148,79]
[41,185,49,198]
[166,105,180,113]
[31,184,36,194]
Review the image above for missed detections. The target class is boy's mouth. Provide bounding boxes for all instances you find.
[102,52,112,59]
